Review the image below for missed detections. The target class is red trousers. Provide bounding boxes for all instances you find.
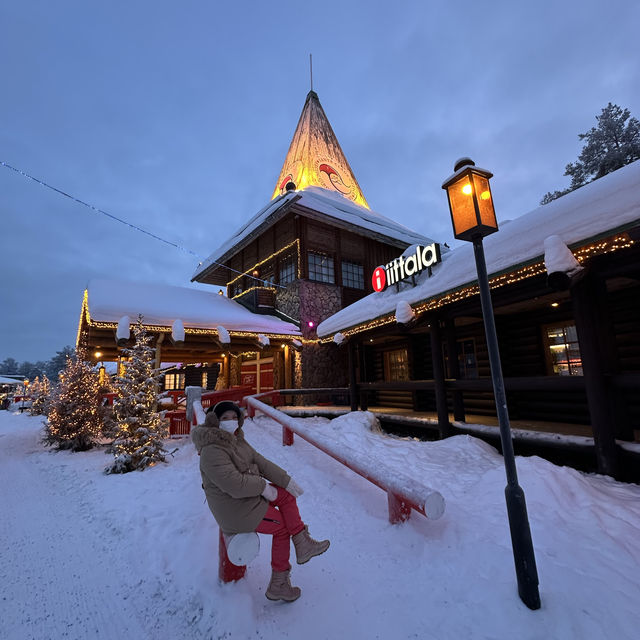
[255,485,305,572]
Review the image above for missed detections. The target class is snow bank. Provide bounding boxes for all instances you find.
[2,411,640,640]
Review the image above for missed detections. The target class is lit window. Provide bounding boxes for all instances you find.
[279,256,296,285]
[384,348,409,381]
[546,324,582,376]
[165,373,185,390]
[341,261,364,289]
[308,252,335,284]
[202,372,208,389]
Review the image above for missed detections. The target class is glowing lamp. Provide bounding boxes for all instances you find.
[442,157,497,242]
[307,321,315,328]
[94,351,102,358]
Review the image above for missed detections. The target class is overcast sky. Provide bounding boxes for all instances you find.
[1,0,639,362]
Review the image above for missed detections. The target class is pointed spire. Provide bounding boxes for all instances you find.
[271,91,369,209]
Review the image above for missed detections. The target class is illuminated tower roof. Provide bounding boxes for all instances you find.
[271,90,369,209]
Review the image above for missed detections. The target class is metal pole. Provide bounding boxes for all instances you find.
[472,237,541,610]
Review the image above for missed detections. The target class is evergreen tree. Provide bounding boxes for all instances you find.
[107,317,167,474]
[45,346,75,380]
[541,103,640,204]
[43,350,102,451]
[0,357,19,375]
[29,374,52,416]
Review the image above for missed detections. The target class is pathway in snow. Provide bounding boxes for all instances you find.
[1,421,154,640]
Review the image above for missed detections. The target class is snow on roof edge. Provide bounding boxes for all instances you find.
[318,161,640,338]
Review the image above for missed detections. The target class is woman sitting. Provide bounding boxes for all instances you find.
[191,400,330,602]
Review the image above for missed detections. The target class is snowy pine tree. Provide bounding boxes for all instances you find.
[107,316,167,473]
[29,374,52,416]
[541,103,640,204]
[43,351,102,451]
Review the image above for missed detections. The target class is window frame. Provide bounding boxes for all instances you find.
[307,251,335,284]
[341,260,365,290]
[542,322,583,376]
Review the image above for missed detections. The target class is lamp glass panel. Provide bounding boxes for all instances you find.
[472,174,497,229]
[448,174,478,237]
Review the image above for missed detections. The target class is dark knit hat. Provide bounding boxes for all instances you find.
[209,400,243,420]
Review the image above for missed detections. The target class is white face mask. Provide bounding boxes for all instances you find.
[219,419,238,434]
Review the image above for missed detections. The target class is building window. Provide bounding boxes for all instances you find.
[341,261,364,289]
[384,348,409,381]
[164,373,185,390]
[443,338,478,379]
[279,256,296,285]
[308,252,335,283]
[545,324,583,376]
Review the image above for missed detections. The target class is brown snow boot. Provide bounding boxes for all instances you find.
[265,569,301,602]
[292,526,330,565]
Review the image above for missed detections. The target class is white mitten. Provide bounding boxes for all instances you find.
[286,478,304,498]
[261,483,278,502]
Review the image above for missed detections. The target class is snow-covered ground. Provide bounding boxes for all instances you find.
[2,410,639,640]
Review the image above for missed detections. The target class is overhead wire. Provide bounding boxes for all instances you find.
[1,160,286,288]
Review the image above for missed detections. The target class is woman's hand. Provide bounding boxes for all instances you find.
[261,483,278,502]
[286,478,304,498]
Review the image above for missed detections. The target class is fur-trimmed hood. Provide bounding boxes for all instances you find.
[191,419,246,454]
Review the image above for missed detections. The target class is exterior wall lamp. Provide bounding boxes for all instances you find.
[442,158,541,610]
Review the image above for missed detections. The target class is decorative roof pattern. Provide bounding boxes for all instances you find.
[271,91,369,208]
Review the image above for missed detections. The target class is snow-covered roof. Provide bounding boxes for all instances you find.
[0,376,23,385]
[86,279,300,335]
[318,160,640,337]
[192,186,436,281]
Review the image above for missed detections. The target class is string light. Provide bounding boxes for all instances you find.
[232,285,277,301]
[227,240,300,289]
[332,233,635,339]
[0,160,291,289]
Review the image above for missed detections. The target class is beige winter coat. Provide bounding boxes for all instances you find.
[191,412,290,535]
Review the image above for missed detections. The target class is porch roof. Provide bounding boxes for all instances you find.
[84,278,300,335]
[318,160,640,337]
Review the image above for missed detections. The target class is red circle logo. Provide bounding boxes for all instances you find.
[372,266,386,292]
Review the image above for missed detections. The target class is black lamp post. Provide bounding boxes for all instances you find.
[442,158,541,610]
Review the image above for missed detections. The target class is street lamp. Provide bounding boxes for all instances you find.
[442,157,540,610]
[22,379,29,412]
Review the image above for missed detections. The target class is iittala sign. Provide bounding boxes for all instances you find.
[372,243,442,292]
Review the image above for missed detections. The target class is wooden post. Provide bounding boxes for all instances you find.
[218,529,247,583]
[348,340,359,411]
[284,345,292,391]
[429,317,452,438]
[444,318,465,422]
[570,272,619,477]
[387,492,411,524]
[359,343,368,411]
[154,333,164,370]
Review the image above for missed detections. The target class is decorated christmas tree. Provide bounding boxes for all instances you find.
[29,374,52,416]
[43,350,102,451]
[107,316,168,473]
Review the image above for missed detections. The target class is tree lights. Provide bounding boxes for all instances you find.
[44,349,102,451]
[106,316,168,474]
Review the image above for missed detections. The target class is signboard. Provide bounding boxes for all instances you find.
[372,243,441,292]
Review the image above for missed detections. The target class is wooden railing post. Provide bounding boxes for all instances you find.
[283,426,294,446]
[387,492,412,524]
[218,529,247,583]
